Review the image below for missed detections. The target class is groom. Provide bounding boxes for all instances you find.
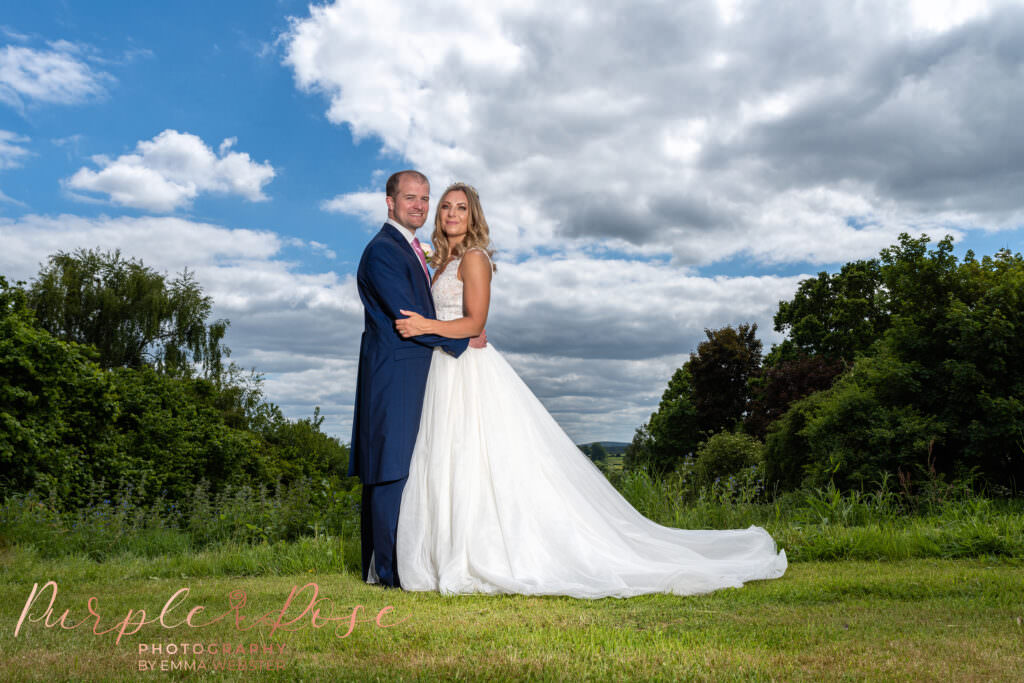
[349,169,477,588]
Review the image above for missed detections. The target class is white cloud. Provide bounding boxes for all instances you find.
[65,130,276,211]
[284,0,1024,266]
[0,188,25,206]
[0,42,111,109]
[278,0,1024,440]
[1,26,31,43]
[0,130,31,208]
[320,191,379,223]
[0,130,30,169]
[906,0,1001,34]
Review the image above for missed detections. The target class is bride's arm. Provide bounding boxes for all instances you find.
[397,250,491,339]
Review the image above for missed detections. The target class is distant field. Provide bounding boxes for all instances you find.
[604,454,625,471]
[579,441,628,472]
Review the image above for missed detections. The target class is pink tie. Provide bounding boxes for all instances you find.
[411,237,430,282]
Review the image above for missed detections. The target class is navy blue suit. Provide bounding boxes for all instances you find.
[350,223,468,586]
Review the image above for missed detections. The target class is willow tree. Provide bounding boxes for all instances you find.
[28,248,229,378]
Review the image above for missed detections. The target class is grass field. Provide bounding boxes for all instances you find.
[3,473,1023,680]
[2,545,1022,681]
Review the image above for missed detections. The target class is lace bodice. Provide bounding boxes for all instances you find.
[431,248,491,321]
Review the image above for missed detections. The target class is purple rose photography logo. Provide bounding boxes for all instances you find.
[15,580,410,673]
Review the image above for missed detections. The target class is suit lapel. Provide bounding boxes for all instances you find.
[380,223,435,315]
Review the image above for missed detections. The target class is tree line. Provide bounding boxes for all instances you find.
[1,249,349,511]
[625,234,1024,495]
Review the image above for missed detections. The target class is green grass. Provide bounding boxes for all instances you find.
[2,548,1022,681]
[3,475,1023,679]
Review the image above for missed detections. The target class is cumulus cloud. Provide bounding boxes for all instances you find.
[65,130,277,212]
[0,42,112,110]
[320,191,379,223]
[487,255,800,359]
[285,0,1024,265]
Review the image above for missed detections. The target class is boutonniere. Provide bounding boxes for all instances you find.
[420,243,434,261]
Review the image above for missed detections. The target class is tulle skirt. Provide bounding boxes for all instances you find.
[396,344,787,598]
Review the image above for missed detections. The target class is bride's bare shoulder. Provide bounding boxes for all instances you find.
[462,247,495,272]
[457,248,494,281]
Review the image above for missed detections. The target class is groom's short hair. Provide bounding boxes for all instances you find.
[386,170,429,198]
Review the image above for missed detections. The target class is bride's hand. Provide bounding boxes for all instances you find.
[396,309,429,337]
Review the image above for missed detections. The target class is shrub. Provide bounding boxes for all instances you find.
[694,431,764,486]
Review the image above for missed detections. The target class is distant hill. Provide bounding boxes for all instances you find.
[593,441,628,454]
[578,441,630,458]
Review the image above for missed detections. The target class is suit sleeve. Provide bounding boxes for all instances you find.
[364,244,470,358]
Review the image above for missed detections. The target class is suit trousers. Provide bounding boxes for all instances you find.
[359,477,408,587]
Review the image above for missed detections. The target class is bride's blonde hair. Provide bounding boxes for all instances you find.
[430,182,496,272]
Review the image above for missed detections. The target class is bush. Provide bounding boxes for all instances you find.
[764,350,947,491]
[694,431,764,486]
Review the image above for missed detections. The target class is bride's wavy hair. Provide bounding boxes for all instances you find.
[430,182,496,272]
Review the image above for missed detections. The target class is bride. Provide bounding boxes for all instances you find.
[393,182,787,598]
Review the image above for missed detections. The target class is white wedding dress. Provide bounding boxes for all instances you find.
[396,250,787,598]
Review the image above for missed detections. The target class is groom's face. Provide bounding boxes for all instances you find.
[387,176,430,231]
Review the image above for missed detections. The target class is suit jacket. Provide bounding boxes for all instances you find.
[349,223,469,484]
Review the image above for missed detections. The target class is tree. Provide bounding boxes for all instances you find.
[2,265,353,511]
[28,248,229,378]
[773,258,887,362]
[765,235,1024,492]
[625,365,701,474]
[688,324,762,435]
[745,353,845,439]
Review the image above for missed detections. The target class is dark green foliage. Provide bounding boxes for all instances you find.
[258,406,351,484]
[745,353,846,439]
[0,276,119,506]
[628,325,762,475]
[625,365,701,473]
[694,431,764,486]
[773,258,887,362]
[688,324,762,435]
[762,397,814,490]
[766,235,1024,492]
[1,270,352,513]
[27,248,228,378]
[764,349,948,490]
[106,366,269,504]
[623,423,653,472]
[634,233,1024,495]
[588,442,609,462]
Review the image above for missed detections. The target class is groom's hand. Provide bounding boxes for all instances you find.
[469,329,487,348]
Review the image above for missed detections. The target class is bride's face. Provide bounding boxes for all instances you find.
[438,190,470,240]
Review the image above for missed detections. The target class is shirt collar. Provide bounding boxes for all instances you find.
[386,218,418,245]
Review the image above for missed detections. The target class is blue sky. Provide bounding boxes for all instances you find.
[2,1,1023,443]
[2,0,376,269]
